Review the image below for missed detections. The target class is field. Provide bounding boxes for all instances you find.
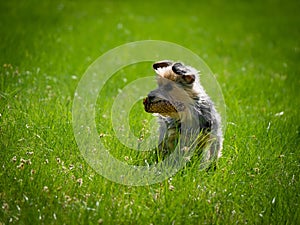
[1,0,300,224]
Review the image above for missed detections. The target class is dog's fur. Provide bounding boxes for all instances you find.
[144,60,223,168]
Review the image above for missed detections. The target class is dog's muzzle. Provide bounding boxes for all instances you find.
[143,96,185,114]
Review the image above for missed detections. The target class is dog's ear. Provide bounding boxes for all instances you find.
[172,62,195,84]
[182,74,195,84]
[153,60,173,70]
[172,62,187,75]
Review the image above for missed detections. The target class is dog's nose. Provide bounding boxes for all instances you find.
[147,94,156,102]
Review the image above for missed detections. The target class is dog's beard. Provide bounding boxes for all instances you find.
[143,97,185,117]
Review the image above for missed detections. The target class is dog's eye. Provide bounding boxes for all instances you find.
[164,84,173,91]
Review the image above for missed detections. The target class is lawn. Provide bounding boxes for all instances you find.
[1,0,300,224]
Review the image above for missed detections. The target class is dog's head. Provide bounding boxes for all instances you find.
[143,60,200,117]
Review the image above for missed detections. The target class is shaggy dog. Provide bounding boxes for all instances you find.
[143,60,223,169]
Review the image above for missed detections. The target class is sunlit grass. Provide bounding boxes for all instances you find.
[1,0,300,224]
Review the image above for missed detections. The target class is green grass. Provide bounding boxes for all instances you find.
[1,0,300,224]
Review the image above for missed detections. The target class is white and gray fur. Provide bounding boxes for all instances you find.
[145,60,223,168]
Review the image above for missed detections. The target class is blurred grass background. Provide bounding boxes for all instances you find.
[1,0,300,224]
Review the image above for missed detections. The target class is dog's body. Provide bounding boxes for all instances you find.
[143,61,223,168]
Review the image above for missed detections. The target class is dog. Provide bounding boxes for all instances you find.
[143,60,223,169]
